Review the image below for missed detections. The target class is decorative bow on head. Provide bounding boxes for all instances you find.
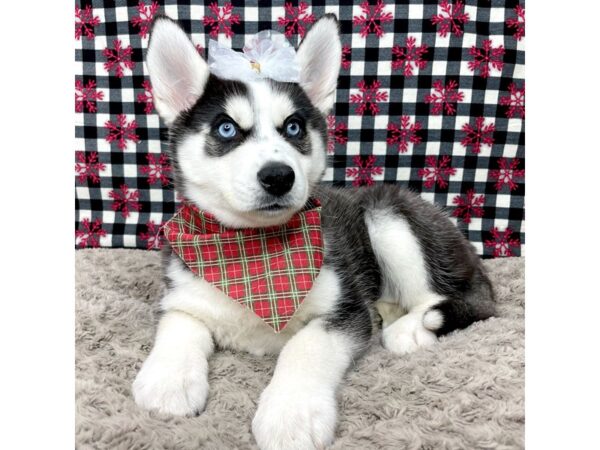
[207,30,301,83]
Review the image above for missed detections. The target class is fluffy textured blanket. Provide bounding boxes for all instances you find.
[75,249,524,449]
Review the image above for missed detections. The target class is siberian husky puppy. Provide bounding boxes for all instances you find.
[133,14,495,450]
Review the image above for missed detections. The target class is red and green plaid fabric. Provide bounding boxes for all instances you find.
[163,199,324,332]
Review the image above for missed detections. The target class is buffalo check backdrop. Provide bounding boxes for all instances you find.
[75,0,525,257]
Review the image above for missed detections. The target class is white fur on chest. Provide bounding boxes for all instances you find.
[162,256,340,355]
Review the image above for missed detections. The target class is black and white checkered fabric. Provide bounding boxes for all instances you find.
[75,0,525,257]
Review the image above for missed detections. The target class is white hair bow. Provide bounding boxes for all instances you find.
[207,30,301,83]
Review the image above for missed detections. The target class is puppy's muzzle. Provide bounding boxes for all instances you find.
[257,163,295,197]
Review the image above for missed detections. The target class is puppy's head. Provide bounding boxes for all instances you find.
[147,15,341,228]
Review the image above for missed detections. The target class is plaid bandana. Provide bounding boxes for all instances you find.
[163,199,324,332]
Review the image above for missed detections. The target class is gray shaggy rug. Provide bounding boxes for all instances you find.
[75,249,524,449]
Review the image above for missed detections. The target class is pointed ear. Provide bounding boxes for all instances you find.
[146,16,209,126]
[296,14,342,114]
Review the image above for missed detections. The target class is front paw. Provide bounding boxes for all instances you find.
[252,384,337,450]
[132,352,209,416]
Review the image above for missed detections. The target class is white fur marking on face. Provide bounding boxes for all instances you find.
[270,94,296,128]
[307,128,327,183]
[247,81,294,138]
[175,78,327,228]
[225,95,254,130]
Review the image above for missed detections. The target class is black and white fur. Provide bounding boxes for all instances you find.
[133,15,495,450]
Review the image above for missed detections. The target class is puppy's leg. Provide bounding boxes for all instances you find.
[366,207,495,354]
[132,309,213,416]
[381,281,496,354]
[252,314,370,450]
[365,208,441,355]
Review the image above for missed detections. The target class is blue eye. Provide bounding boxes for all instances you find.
[217,121,237,139]
[286,121,302,137]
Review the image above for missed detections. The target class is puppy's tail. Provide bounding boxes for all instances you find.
[423,269,496,337]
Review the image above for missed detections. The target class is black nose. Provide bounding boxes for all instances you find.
[257,163,295,197]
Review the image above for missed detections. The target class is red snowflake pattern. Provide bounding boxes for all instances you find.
[75,151,106,184]
[326,116,348,154]
[75,79,104,113]
[350,80,388,116]
[418,155,456,189]
[75,5,100,40]
[499,82,525,119]
[140,153,172,186]
[103,40,135,78]
[431,0,469,38]
[203,2,240,38]
[278,2,315,38]
[139,220,164,250]
[109,184,142,218]
[353,0,393,38]
[452,190,485,224]
[386,116,422,153]
[424,79,464,115]
[391,37,428,77]
[76,218,107,248]
[461,117,495,154]
[346,155,383,187]
[506,5,525,41]
[489,158,525,191]
[341,45,352,70]
[485,227,520,257]
[137,80,154,114]
[468,40,505,78]
[131,1,160,39]
[105,114,140,151]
